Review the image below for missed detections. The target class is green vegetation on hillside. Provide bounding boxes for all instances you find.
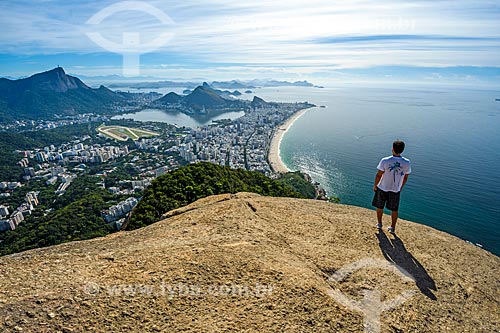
[0,194,113,255]
[277,171,317,199]
[0,151,23,182]
[126,162,307,230]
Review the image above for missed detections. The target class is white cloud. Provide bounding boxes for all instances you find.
[1,0,500,72]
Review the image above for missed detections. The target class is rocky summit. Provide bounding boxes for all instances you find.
[0,193,498,332]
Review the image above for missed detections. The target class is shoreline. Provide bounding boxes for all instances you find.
[268,107,315,174]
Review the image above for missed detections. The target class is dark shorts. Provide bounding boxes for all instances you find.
[372,188,401,211]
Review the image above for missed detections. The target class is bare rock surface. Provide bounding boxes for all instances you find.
[1,192,499,332]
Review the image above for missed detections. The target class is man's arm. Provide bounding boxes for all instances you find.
[373,170,384,192]
[400,174,410,191]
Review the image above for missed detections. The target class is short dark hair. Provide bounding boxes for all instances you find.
[393,140,405,154]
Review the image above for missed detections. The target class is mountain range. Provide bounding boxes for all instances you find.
[0,67,124,121]
[106,78,318,90]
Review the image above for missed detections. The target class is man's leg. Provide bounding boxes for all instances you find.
[391,210,398,228]
[372,188,386,227]
[387,191,400,231]
[377,208,384,224]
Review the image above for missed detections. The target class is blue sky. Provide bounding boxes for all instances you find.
[1,0,500,86]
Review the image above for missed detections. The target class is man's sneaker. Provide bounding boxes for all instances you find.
[387,227,395,234]
[375,223,382,229]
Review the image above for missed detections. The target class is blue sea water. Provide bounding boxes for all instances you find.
[248,86,500,256]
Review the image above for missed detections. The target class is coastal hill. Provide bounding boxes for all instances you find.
[251,96,272,108]
[0,67,124,121]
[184,85,228,107]
[200,82,242,97]
[155,84,227,108]
[156,91,183,104]
[1,193,498,332]
[154,83,247,114]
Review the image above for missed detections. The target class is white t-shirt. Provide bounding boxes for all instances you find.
[376,155,411,193]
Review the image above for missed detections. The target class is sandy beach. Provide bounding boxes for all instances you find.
[268,107,314,173]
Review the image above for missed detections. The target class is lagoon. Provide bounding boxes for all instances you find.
[112,108,245,128]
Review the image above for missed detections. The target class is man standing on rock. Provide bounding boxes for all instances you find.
[372,140,411,234]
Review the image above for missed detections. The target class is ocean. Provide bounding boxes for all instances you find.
[251,85,500,256]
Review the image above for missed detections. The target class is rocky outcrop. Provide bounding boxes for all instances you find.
[0,193,498,332]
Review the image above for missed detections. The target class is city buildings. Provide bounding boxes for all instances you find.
[0,192,39,231]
